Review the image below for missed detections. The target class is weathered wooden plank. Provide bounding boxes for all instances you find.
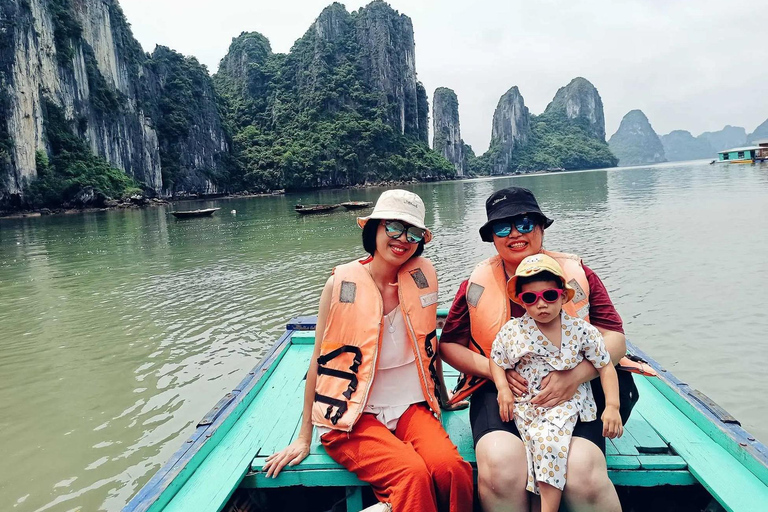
[441,409,475,463]
[625,413,669,453]
[610,429,641,456]
[606,455,641,470]
[635,377,768,511]
[254,377,306,456]
[346,487,363,512]
[608,470,697,487]
[245,465,698,490]
[638,455,687,470]
[163,345,314,512]
[242,469,364,488]
[291,331,316,345]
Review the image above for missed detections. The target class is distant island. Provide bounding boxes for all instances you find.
[1,0,765,211]
[608,111,768,166]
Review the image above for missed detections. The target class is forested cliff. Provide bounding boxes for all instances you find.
[214,2,450,192]
[477,77,617,174]
[0,0,451,210]
[0,0,232,209]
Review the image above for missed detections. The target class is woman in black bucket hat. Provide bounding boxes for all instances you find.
[440,186,630,512]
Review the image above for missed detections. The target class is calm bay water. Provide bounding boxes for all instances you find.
[2,161,767,511]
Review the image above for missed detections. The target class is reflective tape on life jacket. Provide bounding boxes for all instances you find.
[447,251,591,405]
[312,257,441,431]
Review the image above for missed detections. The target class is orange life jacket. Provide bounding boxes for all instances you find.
[312,257,442,431]
[448,250,591,405]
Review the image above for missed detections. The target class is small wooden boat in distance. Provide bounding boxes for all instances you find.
[171,208,220,218]
[295,204,339,215]
[340,201,374,210]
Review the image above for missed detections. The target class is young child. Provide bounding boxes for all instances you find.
[489,254,623,512]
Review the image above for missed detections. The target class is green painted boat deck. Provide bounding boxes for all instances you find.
[152,331,768,512]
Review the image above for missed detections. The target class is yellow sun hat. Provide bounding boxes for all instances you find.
[506,253,576,304]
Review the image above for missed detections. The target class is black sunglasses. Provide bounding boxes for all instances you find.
[492,215,538,237]
[384,220,426,244]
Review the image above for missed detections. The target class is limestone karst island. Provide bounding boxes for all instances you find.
[4,0,764,213]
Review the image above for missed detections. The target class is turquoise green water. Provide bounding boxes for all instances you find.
[1,161,767,511]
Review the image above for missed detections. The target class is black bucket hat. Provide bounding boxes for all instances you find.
[479,187,554,242]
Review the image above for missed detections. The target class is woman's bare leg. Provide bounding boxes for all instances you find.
[562,437,621,512]
[475,431,530,512]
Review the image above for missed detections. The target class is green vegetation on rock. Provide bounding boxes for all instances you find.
[517,112,618,170]
[48,0,82,66]
[476,111,617,174]
[214,3,454,192]
[83,44,124,114]
[24,100,139,207]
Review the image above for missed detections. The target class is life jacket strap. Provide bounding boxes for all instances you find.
[317,366,359,399]
[317,345,363,373]
[314,393,348,425]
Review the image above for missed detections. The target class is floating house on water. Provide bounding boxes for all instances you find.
[717,140,768,163]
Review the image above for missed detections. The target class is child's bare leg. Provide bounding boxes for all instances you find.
[538,482,562,512]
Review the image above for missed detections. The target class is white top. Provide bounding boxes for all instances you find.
[490,311,611,427]
[365,307,425,428]
[317,307,424,436]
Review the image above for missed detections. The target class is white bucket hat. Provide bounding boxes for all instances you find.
[356,189,433,243]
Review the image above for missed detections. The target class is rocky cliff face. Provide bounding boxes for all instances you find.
[354,1,427,142]
[748,118,768,143]
[660,130,714,161]
[145,46,229,195]
[432,87,464,176]
[489,86,530,174]
[544,77,606,140]
[698,125,747,152]
[0,0,228,208]
[608,110,666,166]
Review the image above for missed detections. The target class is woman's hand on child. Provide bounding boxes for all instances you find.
[531,368,580,408]
[497,389,515,422]
[504,368,528,397]
[601,406,624,439]
[263,436,311,478]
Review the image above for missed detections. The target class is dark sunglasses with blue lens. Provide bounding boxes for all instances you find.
[384,220,426,244]
[492,215,538,237]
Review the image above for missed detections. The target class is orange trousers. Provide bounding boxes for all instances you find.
[321,403,474,512]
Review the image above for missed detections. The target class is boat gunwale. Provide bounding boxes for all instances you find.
[627,340,768,484]
[122,324,298,512]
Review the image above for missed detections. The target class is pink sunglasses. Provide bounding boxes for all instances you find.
[518,288,564,305]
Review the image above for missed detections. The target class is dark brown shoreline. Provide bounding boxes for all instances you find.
[0,179,432,220]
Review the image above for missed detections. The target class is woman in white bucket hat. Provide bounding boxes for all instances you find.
[265,190,473,512]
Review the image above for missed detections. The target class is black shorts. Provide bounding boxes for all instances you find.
[469,382,606,454]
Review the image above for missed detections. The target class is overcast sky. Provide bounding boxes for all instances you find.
[120,0,767,152]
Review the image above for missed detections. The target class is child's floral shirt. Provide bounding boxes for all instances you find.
[490,311,611,426]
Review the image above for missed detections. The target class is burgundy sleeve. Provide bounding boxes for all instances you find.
[582,264,625,334]
[439,280,471,347]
